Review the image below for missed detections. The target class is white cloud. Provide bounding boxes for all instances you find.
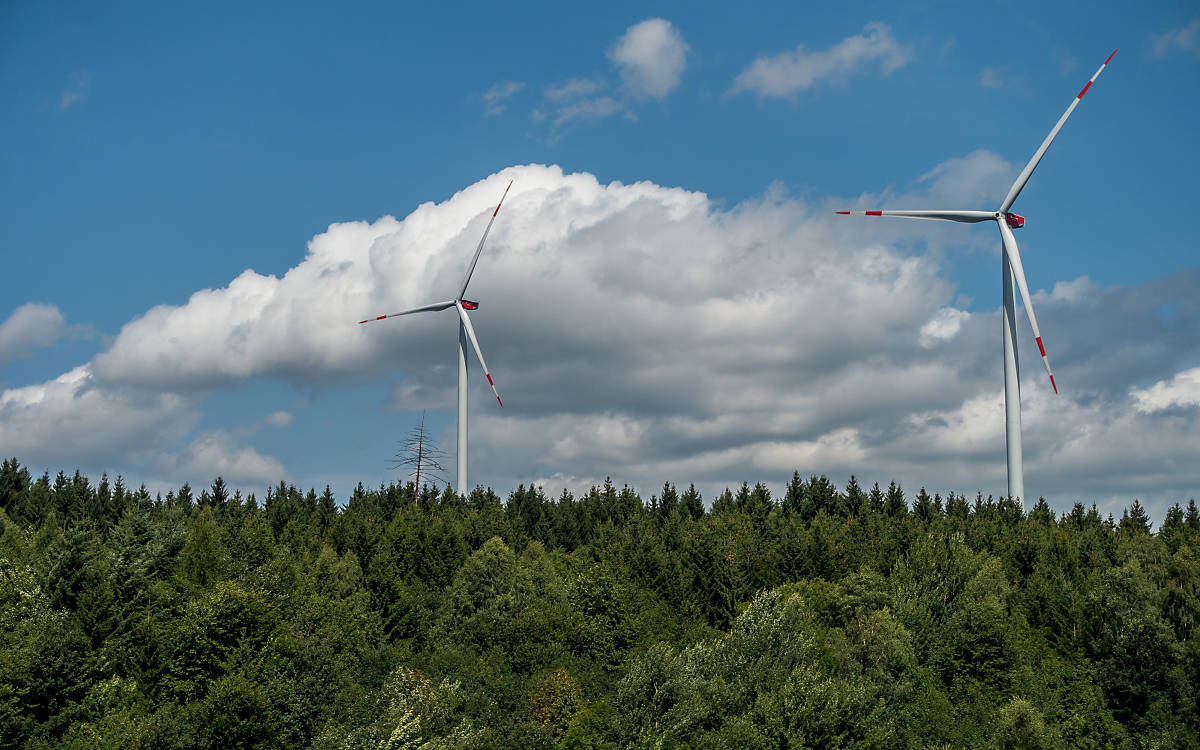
[266,410,293,427]
[7,162,1200,519]
[155,431,288,488]
[0,303,65,365]
[916,149,1016,207]
[919,307,970,348]
[534,19,686,137]
[481,81,524,115]
[978,66,1005,88]
[549,96,626,128]
[59,70,91,111]
[732,22,912,98]
[544,78,601,101]
[1151,19,1200,58]
[535,79,627,132]
[608,18,689,100]
[0,365,197,468]
[1131,368,1200,413]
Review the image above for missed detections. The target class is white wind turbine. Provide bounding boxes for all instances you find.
[837,50,1116,503]
[359,180,512,494]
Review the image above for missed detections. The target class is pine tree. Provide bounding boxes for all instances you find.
[317,485,337,535]
[913,488,936,522]
[808,475,839,518]
[1160,503,1184,535]
[945,492,969,520]
[711,488,736,515]
[1185,499,1200,532]
[782,471,805,516]
[885,481,907,517]
[868,482,885,515]
[681,484,704,519]
[209,476,229,512]
[658,482,678,518]
[1120,499,1151,534]
[843,475,865,517]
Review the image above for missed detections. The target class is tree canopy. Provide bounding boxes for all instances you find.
[0,457,1197,748]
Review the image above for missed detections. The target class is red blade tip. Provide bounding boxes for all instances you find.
[358,319,369,324]
[1050,375,1058,394]
[493,181,513,217]
[497,396,503,407]
[835,211,850,215]
[1105,49,1117,64]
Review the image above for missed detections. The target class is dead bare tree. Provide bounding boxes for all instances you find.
[391,412,448,500]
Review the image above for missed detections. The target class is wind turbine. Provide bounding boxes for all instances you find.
[837,50,1116,503]
[359,180,512,494]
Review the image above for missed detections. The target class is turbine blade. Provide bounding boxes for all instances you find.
[455,302,503,407]
[358,300,456,324]
[998,220,1057,393]
[835,209,994,223]
[999,49,1116,213]
[458,180,513,301]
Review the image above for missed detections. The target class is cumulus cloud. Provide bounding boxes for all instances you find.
[481,81,524,115]
[916,149,1017,207]
[608,18,689,100]
[1132,368,1200,413]
[6,162,1199,519]
[0,303,66,365]
[0,365,197,468]
[1151,19,1200,58]
[535,19,686,136]
[919,307,970,348]
[732,22,912,98]
[155,430,288,488]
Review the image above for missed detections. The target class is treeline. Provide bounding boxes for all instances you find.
[0,456,1198,748]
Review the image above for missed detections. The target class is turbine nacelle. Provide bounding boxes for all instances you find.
[1004,213,1025,229]
[460,300,479,310]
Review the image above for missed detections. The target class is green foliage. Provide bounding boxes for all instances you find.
[0,458,1195,748]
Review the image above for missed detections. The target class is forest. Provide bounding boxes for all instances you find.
[0,456,1198,749]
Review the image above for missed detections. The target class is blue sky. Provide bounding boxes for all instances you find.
[2,1,1198,519]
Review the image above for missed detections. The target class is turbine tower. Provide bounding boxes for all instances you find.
[359,180,512,494]
[837,50,1116,503]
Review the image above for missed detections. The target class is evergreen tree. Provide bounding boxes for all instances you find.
[782,471,805,516]
[884,481,907,517]
[1120,499,1151,534]
[1161,503,1184,535]
[1185,499,1200,532]
[209,476,229,512]
[658,482,678,519]
[317,485,337,535]
[843,475,866,517]
[681,484,704,519]
[913,488,937,522]
[711,488,736,515]
[866,481,885,514]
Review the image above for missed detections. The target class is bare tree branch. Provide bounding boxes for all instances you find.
[391,412,448,501]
